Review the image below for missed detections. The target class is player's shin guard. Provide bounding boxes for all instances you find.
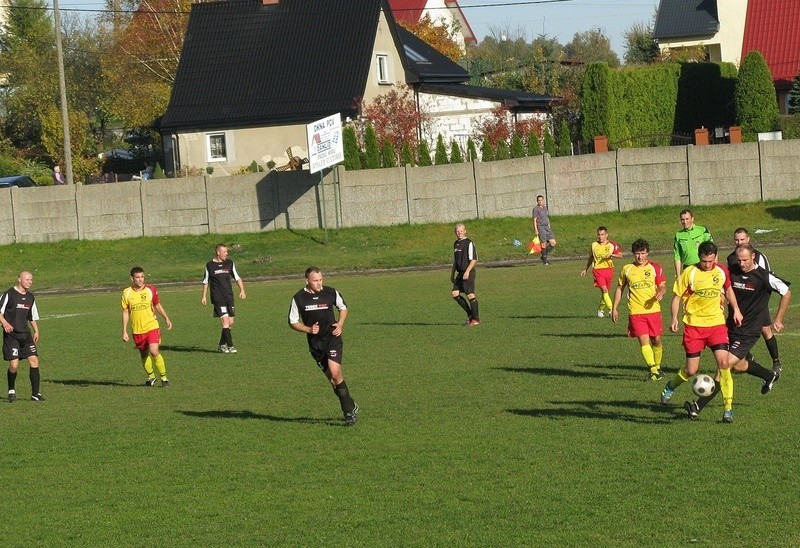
[696,382,721,412]
[672,367,690,388]
[640,344,655,368]
[7,369,16,391]
[745,357,773,382]
[469,298,479,320]
[30,367,40,395]
[141,355,154,376]
[602,292,613,311]
[719,368,733,411]
[765,335,779,361]
[154,354,167,379]
[333,381,355,414]
[653,345,663,369]
[454,295,471,316]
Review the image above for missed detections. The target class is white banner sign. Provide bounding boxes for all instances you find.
[306,114,344,174]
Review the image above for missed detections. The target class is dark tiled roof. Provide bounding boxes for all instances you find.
[741,0,800,88]
[396,26,469,84]
[653,0,720,41]
[161,0,385,131]
[417,83,561,111]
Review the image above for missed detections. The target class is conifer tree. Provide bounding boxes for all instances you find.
[342,126,362,170]
[450,141,463,163]
[510,134,526,158]
[543,128,557,156]
[527,131,542,156]
[364,124,381,168]
[481,140,495,162]
[466,138,478,162]
[417,140,432,166]
[400,141,415,166]
[495,140,510,160]
[434,134,449,164]
[381,141,396,168]
[557,120,572,157]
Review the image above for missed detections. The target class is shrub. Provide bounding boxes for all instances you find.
[450,141,463,163]
[527,131,542,156]
[364,124,381,169]
[481,140,495,162]
[557,120,572,156]
[543,128,556,156]
[736,51,780,141]
[495,140,510,160]
[400,141,415,166]
[342,126,362,170]
[417,140,432,166]
[381,141,396,168]
[510,134,526,158]
[434,134,449,164]
[466,138,478,162]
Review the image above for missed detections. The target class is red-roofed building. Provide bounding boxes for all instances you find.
[654,0,800,114]
[388,0,476,50]
[741,0,800,113]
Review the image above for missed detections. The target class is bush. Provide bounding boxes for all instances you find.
[417,141,432,166]
[557,120,572,157]
[450,141,463,163]
[527,132,542,156]
[543,128,556,156]
[381,141,396,168]
[434,134,449,165]
[400,141,415,166]
[510,134,526,158]
[342,126,362,170]
[481,140,495,162]
[495,140,510,160]
[364,124,381,169]
[466,138,478,162]
[778,114,800,139]
[736,51,780,141]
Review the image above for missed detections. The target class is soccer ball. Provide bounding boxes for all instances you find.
[691,374,716,397]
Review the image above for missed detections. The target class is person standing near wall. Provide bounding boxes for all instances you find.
[451,223,480,326]
[53,165,66,185]
[532,195,556,265]
[673,209,713,278]
[1,271,44,402]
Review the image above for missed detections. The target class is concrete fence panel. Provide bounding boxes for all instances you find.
[12,185,79,243]
[617,147,689,211]
[0,189,16,246]
[545,153,618,215]
[406,163,476,224]
[141,178,209,236]
[759,140,800,201]
[273,170,331,231]
[207,173,277,234]
[77,182,144,240]
[475,156,545,219]
[338,165,409,227]
[687,143,761,205]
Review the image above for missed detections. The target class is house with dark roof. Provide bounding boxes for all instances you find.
[388,0,476,50]
[158,0,558,176]
[654,0,800,113]
[653,0,748,64]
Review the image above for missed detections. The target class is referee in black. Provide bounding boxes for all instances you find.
[289,267,359,426]
[1,271,44,402]
[451,223,480,326]
[201,243,246,353]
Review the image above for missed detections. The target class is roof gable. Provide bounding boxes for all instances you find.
[654,0,720,41]
[161,0,384,131]
[741,0,800,87]
[397,25,469,83]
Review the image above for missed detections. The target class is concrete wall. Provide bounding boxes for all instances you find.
[3,141,800,244]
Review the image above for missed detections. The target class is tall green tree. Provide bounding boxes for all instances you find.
[466,138,478,162]
[556,120,571,156]
[580,62,615,142]
[381,140,396,168]
[527,131,542,156]
[342,126,362,170]
[417,140,432,166]
[434,134,449,164]
[510,134,525,158]
[495,139,510,160]
[364,124,381,169]
[480,140,495,162]
[564,29,620,68]
[400,141,415,166]
[450,141,463,163]
[543,128,556,156]
[735,51,780,141]
[623,20,659,65]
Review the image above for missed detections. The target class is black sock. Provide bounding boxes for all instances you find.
[764,336,779,361]
[745,357,773,382]
[219,331,226,346]
[30,367,40,395]
[7,369,16,391]
[469,298,479,320]
[696,383,721,412]
[333,381,355,414]
[223,328,233,347]
[454,295,471,316]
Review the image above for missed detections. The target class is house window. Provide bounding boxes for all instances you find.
[207,133,227,162]
[376,54,390,84]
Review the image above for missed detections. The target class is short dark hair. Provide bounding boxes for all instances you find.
[597,226,608,233]
[305,266,321,278]
[536,194,544,200]
[680,208,693,217]
[733,227,749,236]
[698,241,717,258]
[631,238,649,253]
[130,266,144,276]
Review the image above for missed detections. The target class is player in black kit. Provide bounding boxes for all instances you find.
[0,271,44,402]
[202,244,246,353]
[685,244,791,420]
[451,223,480,326]
[727,228,784,374]
[288,267,359,426]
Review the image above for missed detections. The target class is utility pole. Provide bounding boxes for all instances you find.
[53,0,74,184]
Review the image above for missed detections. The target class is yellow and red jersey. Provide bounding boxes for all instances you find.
[121,284,161,335]
[618,261,666,315]
[591,241,621,270]
[673,263,730,327]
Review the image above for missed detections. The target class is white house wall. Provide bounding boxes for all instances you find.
[419,0,467,51]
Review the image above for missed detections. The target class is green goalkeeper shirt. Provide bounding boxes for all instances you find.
[673,224,713,268]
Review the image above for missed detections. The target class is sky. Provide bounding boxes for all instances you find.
[459,0,659,58]
[53,0,658,59]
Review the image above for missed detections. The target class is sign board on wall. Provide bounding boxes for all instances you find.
[306,114,344,174]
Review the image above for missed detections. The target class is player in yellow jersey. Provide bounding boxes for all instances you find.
[661,241,742,423]
[611,239,668,381]
[122,266,173,387]
[580,226,623,317]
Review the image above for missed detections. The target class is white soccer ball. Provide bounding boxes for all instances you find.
[691,374,716,397]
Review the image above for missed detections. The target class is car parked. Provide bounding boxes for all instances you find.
[0,175,36,188]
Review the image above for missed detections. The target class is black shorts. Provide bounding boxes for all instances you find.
[453,271,476,295]
[3,332,38,361]
[212,299,235,318]
[310,337,344,370]
[728,333,760,360]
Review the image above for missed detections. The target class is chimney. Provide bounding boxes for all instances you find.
[262,0,279,4]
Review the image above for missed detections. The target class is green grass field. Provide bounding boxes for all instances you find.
[3,246,799,545]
